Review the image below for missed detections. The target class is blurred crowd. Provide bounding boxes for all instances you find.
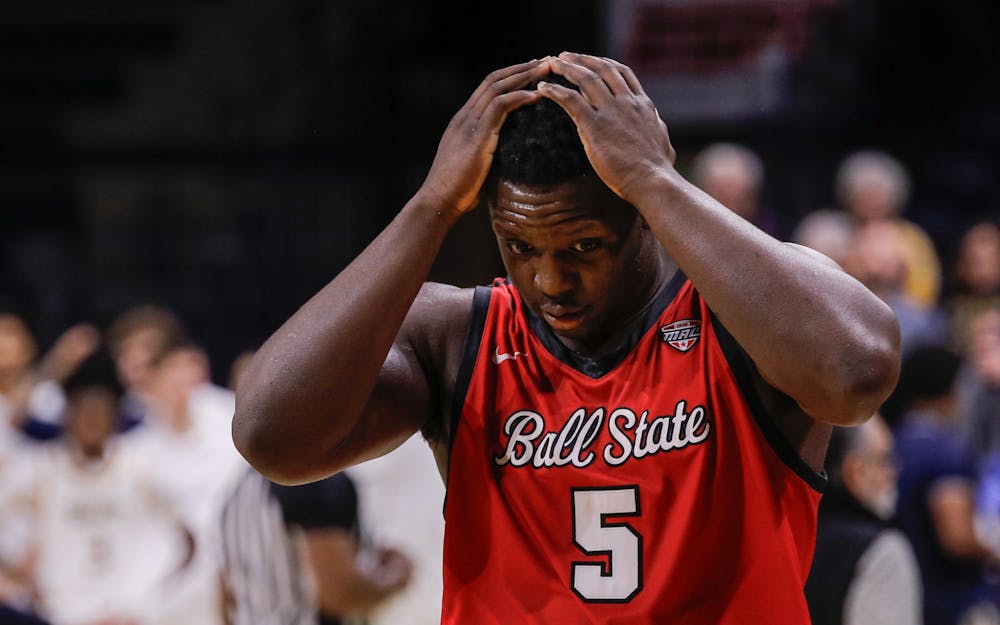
[692,143,1000,625]
[2,143,1000,625]
[0,305,443,625]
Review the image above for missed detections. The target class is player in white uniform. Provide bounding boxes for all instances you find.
[129,343,247,625]
[25,352,191,625]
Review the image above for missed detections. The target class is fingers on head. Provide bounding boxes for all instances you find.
[545,61,608,108]
[555,52,632,97]
[536,81,592,118]
[600,57,645,95]
[482,90,543,128]
[470,60,550,110]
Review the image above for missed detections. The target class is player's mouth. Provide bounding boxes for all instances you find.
[541,306,588,332]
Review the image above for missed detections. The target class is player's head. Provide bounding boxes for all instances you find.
[63,350,123,458]
[893,345,962,421]
[835,150,910,221]
[106,305,186,392]
[956,221,1000,296]
[691,143,763,221]
[147,341,211,422]
[488,75,594,187]
[485,75,661,351]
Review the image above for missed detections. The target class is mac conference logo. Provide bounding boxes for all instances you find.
[660,319,701,352]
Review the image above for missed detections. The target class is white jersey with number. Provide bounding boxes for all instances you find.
[29,441,179,625]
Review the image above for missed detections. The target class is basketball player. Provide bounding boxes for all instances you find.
[25,352,192,625]
[233,53,901,623]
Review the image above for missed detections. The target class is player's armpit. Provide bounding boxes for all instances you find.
[729,335,832,476]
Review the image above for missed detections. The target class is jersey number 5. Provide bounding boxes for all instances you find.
[570,485,643,602]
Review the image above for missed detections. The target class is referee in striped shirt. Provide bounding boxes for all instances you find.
[220,469,411,625]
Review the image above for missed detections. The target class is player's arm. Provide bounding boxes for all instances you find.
[233,60,549,485]
[541,53,900,428]
[303,531,411,617]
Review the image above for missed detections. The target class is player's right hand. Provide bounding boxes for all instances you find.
[417,59,550,219]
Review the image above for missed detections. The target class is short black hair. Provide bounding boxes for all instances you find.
[64,349,124,400]
[898,345,961,404]
[489,75,593,186]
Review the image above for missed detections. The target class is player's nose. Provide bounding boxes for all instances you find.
[533,254,578,300]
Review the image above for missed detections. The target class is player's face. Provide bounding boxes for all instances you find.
[113,327,166,390]
[489,175,660,353]
[66,387,118,455]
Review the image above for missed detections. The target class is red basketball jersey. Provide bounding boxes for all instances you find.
[442,275,824,624]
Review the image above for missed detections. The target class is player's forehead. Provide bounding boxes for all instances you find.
[68,387,118,417]
[488,177,632,235]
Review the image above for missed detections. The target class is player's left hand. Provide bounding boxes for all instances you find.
[540,52,676,205]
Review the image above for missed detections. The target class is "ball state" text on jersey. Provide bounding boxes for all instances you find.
[494,401,712,469]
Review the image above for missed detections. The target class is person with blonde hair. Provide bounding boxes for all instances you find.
[836,150,942,309]
[691,142,778,235]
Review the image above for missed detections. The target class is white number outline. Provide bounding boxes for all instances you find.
[570,485,643,603]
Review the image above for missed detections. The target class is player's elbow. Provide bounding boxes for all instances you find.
[232,400,316,485]
[828,313,902,427]
[232,402,280,480]
[801,309,901,427]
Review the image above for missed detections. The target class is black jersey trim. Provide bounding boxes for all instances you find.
[443,285,491,516]
[711,315,828,493]
[447,285,493,461]
[525,269,687,379]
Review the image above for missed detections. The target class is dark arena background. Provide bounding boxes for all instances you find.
[2,0,998,381]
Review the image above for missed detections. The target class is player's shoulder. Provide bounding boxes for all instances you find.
[404,282,476,344]
[414,281,476,314]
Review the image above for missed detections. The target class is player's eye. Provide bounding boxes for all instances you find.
[570,239,602,254]
[506,240,534,255]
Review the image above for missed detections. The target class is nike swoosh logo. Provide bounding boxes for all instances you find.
[493,347,525,365]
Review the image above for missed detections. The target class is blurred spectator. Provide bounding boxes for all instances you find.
[894,346,1000,625]
[348,434,445,625]
[0,315,99,615]
[0,314,98,441]
[105,305,187,431]
[0,451,35,615]
[959,308,1000,566]
[691,142,780,236]
[23,350,192,625]
[0,314,47,610]
[845,220,948,353]
[0,451,39,618]
[959,309,1000,470]
[220,469,411,625]
[949,223,1000,355]
[130,342,246,625]
[792,209,857,268]
[835,150,942,309]
[806,415,922,625]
